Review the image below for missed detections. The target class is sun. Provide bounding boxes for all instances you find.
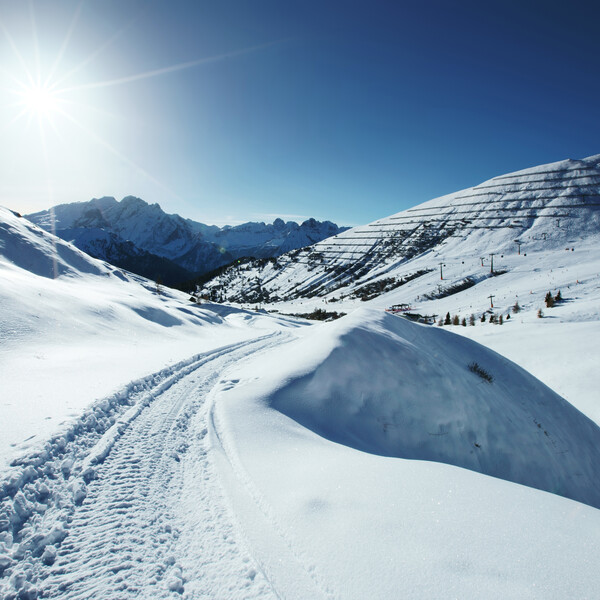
[18,83,61,118]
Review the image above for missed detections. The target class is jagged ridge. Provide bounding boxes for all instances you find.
[27,197,348,279]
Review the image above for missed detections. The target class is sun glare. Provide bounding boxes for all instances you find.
[19,83,60,117]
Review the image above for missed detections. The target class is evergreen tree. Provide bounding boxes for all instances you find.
[452,314,460,326]
[444,312,451,325]
[461,317,467,327]
[469,314,476,326]
[512,300,521,313]
[480,314,486,323]
[555,290,562,303]
[545,291,555,308]
[498,314,503,325]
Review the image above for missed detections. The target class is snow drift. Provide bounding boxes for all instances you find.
[248,309,600,508]
[212,308,600,599]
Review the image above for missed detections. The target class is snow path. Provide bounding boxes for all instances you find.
[1,334,287,600]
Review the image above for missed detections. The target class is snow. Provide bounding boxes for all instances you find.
[0,207,300,467]
[2,153,600,599]
[211,309,600,599]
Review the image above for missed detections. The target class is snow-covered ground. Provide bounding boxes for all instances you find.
[0,207,302,468]
[1,200,599,599]
[209,308,600,599]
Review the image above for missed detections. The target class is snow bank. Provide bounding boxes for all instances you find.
[261,309,600,508]
[212,309,600,598]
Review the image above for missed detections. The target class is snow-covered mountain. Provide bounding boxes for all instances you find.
[27,196,347,278]
[201,154,600,304]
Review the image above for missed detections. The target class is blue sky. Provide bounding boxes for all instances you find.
[1,0,599,226]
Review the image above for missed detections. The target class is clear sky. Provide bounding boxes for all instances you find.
[1,0,599,227]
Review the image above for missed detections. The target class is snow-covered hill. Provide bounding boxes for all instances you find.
[213,309,600,598]
[201,154,600,304]
[27,196,347,277]
[229,309,600,507]
[0,205,300,467]
[200,154,600,425]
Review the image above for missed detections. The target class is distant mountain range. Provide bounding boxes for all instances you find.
[27,196,348,284]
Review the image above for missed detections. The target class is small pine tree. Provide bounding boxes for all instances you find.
[545,291,555,308]
[537,308,544,318]
[461,317,467,327]
[489,313,496,323]
[512,300,521,313]
[444,312,451,325]
[452,314,460,326]
[554,290,562,303]
[498,314,503,325]
[506,313,510,320]
[469,314,476,326]
[480,314,486,323]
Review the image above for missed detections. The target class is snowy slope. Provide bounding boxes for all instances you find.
[27,196,347,275]
[0,206,301,467]
[201,154,600,302]
[199,154,600,426]
[217,309,600,508]
[212,309,600,598]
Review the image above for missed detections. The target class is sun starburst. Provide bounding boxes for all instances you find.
[17,82,61,118]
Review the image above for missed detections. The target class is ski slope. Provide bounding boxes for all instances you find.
[201,154,600,304]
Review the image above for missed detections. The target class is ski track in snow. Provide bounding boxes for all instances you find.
[1,334,289,600]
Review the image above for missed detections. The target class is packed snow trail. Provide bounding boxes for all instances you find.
[1,334,287,600]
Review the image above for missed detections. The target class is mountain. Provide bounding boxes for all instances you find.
[200,154,600,304]
[59,227,196,286]
[26,197,348,280]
